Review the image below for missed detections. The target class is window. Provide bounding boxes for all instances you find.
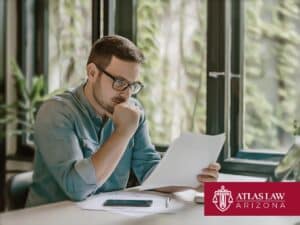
[136,0,207,145]
[243,0,300,152]
[42,0,300,176]
[219,0,300,176]
[48,0,92,92]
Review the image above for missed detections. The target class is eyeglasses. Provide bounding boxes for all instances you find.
[95,64,144,95]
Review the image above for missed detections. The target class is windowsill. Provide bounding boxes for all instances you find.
[235,149,285,162]
[220,158,277,177]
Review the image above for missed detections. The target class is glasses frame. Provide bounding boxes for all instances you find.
[95,64,144,95]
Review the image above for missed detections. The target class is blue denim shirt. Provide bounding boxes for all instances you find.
[26,83,161,207]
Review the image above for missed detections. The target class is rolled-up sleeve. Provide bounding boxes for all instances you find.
[131,103,161,183]
[34,100,99,201]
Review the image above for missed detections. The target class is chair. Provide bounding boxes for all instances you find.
[6,171,33,210]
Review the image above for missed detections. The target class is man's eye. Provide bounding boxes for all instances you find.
[115,79,128,87]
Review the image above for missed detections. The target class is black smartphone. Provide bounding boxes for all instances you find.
[103,199,153,207]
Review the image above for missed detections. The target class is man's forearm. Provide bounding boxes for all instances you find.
[91,129,132,184]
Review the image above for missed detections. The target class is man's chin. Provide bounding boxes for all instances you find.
[104,105,114,114]
[107,99,125,113]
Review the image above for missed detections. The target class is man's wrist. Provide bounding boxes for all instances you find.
[114,127,135,138]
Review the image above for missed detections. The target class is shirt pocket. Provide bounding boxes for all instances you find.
[79,138,99,158]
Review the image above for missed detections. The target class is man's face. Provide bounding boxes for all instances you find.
[89,56,140,114]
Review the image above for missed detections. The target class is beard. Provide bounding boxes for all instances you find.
[91,84,127,114]
[92,84,114,114]
[111,96,126,105]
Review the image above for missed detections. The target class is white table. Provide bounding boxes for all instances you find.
[2,174,299,225]
[1,191,300,225]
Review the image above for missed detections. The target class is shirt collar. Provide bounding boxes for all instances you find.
[75,82,104,124]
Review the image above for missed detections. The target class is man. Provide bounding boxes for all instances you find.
[26,35,220,207]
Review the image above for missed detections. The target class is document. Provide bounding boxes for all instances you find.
[140,133,225,190]
[77,190,186,217]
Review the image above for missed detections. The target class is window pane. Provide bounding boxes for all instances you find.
[244,0,300,151]
[137,0,207,145]
[48,0,91,92]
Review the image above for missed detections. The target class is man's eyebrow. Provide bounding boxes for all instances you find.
[114,75,128,81]
[114,75,140,84]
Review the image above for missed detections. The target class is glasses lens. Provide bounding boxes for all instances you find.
[113,78,143,94]
[113,79,128,90]
[130,83,142,94]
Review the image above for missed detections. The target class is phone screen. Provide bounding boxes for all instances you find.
[103,199,153,207]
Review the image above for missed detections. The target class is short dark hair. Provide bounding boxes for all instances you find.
[87,35,145,68]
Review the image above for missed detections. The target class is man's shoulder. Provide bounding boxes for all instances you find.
[44,84,83,108]
[36,89,79,120]
[41,92,75,110]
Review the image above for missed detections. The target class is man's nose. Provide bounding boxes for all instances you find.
[119,87,131,98]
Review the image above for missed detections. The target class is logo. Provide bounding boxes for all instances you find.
[212,185,233,212]
[204,182,300,215]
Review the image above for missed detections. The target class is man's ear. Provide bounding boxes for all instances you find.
[86,63,99,82]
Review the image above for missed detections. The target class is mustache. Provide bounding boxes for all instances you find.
[112,96,126,104]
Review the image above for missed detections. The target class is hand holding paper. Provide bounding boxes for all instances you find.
[140,133,225,190]
[77,133,225,217]
[195,162,221,190]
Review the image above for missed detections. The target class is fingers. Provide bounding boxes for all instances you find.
[118,101,140,112]
[196,163,221,184]
[113,101,140,117]
[127,101,142,113]
[197,174,218,182]
[200,168,219,178]
[208,162,221,171]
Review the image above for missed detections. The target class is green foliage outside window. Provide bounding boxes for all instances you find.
[294,120,300,136]
[137,0,300,151]
[49,0,91,92]
[0,62,64,141]
[137,0,207,145]
[244,0,300,149]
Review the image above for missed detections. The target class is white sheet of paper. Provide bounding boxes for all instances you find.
[77,190,186,217]
[140,133,225,190]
